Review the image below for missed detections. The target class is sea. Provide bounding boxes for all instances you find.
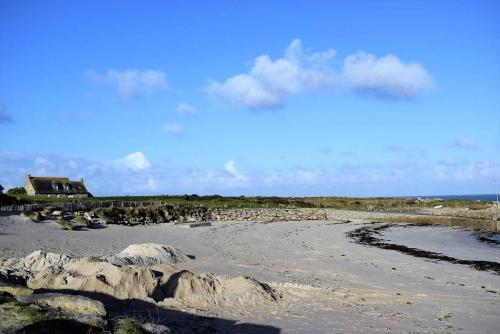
[416,194,499,202]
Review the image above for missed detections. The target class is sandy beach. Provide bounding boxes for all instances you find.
[1,213,499,333]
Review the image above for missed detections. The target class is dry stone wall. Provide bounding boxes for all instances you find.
[211,208,327,222]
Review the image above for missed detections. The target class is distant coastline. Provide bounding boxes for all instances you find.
[415,194,499,202]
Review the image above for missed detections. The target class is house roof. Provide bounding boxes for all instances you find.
[27,176,90,195]
[0,184,4,191]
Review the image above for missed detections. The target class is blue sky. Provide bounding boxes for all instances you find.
[1,0,499,196]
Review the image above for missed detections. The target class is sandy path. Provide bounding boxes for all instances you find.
[1,214,499,333]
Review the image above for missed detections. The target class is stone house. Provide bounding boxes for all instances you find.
[24,175,91,198]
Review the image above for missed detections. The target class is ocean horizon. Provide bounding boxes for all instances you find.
[414,194,499,202]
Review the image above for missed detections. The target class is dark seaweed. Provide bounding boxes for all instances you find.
[347,223,500,275]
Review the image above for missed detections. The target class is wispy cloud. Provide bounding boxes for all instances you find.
[1,151,498,196]
[319,147,333,155]
[224,160,246,181]
[176,102,198,115]
[0,104,13,123]
[86,69,168,101]
[434,159,498,181]
[162,122,184,136]
[206,39,434,110]
[449,137,480,150]
[59,112,88,123]
[0,151,157,195]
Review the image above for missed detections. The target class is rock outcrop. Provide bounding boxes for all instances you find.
[0,250,72,274]
[19,293,106,317]
[0,289,107,333]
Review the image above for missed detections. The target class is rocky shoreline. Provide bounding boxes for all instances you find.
[13,204,500,232]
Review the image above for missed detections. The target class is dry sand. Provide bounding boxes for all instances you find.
[1,214,499,333]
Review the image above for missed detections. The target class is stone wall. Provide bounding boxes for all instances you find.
[211,208,328,222]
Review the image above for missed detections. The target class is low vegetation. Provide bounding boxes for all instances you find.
[115,318,145,334]
[0,193,20,205]
[6,187,27,196]
[72,215,92,228]
[0,300,63,327]
[56,218,78,231]
[2,191,495,212]
[21,211,44,222]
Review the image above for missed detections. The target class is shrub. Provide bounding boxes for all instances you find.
[0,193,19,205]
[6,187,26,196]
[22,211,44,222]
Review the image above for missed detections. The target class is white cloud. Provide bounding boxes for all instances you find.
[176,102,198,115]
[0,151,158,195]
[1,151,497,197]
[34,157,49,165]
[342,52,434,99]
[163,123,184,136]
[433,159,499,181]
[206,39,336,109]
[224,160,246,180]
[182,161,250,190]
[449,137,480,150]
[87,69,167,101]
[0,104,13,123]
[206,39,434,109]
[119,152,151,171]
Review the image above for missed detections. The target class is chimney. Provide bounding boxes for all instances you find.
[80,177,84,184]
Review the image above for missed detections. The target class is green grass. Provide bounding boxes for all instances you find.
[115,318,145,334]
[5,193,494,211]
[0,301,63,324]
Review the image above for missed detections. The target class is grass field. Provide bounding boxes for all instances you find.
[1,193,492,211]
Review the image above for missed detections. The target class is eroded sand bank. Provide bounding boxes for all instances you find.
[1,214,499,333]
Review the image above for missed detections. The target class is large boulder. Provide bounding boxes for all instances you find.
[0,267,28,285]
[19,293,106,317]
[0,297,106,334]
[0,250,72,273]
[0,283,33,297]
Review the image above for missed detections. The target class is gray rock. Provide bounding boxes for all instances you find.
[19,293,107,317]
[143,322,171,334]
[0,283,33,297]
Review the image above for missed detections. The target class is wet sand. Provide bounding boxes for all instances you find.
[1,214,499,333]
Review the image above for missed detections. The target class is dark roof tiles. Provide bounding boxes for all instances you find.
[28,176,90,195]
